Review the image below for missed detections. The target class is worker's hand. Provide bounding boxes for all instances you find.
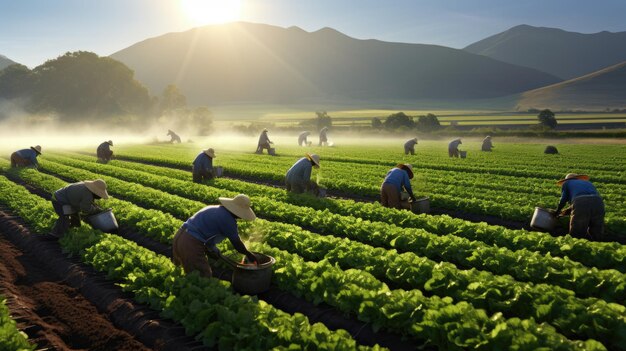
[244,253,260,265]
[560,208,572,217]
[410,194,417,202]
[205,246,221,260]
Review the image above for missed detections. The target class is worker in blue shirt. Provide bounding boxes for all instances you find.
[172,194,259,278]
[192,148,215,183]
[285,153,320,195]
[555,173,605,240]
[381,163,415,209]
[96,140,113,163]
[10,145,42,168]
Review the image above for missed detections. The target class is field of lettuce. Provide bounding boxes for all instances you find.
[0,139,624,350]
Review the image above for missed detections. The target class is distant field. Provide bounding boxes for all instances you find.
[253,110,626,128]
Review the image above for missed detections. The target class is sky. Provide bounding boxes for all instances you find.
[2,0,626,68]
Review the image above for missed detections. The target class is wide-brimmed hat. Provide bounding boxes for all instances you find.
[396,163,414,179]
[453,138,462,143]
[557,173,589,186]
[485,136,491,139]
[306,153,320,168]
[219,194,256,221]
[106,140,113,146]
[204,148,216,158]
[30,145,42,155]
[84,179,109,199]
[262,128,268,133]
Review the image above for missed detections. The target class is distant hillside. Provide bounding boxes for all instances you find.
[111,22,560,106]
[465,25,626,80]
[515,61,626,111]
[0,55,17,71]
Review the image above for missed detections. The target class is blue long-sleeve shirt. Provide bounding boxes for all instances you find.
[558,179,600,210]
[192,152,213,172]
[448,140,462,151]
[15,148,39,167]
[182,206,239,248]
[97,142,111,153]
[404,139,417,150]
[286,157,312,185]
[383,168,413,194]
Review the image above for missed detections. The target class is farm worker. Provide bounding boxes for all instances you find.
[554,173,605,240]
[50,179,109,238]
[255,128,273,154]
[404,137,418,155]
[192,148,215,183]
[96,140,113,163]
[172,194,259,278]
[481,136,493,152]
[318,127,328,146]
[448,138,462,157]
[10,145,42,169]
[298,131,311,146]
[285,153,321,195]
[167,130,181,143]
[381,163,415,210]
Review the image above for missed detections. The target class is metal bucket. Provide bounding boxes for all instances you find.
[215,166,224,177]
[62,205,77,215]
[459,150,467,158]
[268,148,276,156]
[221,252,275,295]
[86,209,119,233]
[530,207,559,231]
[411,197,430,214]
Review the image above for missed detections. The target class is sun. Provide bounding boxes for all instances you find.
[180,0,242,26]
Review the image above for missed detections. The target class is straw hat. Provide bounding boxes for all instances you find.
[106,140,113,146]
[84,179,109,199]
[204,148,216,158]
[30,145,42,155]
[219,194,256,221]
[485,136,491,139]
[396,163,414,179]
[306,153,320,168]
[262,128,268,133]
[557,173,589,186]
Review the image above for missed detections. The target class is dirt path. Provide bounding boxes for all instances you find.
[0,234,150,350]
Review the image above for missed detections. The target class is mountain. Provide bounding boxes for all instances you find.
[515,61,626,110]
[0,55,18,71]
[465,25,626,80]
[111,22,560,106]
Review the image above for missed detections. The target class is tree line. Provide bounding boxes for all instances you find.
[0,51,212,132]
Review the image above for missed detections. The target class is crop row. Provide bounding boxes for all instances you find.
[0,172,378,350]
[0,170,610,351]
[18,158,626,347]
[0,296,34,351]
[111,150,626,235]
[41,155,626,302]
[58,151,626,273]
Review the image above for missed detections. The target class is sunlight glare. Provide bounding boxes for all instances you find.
[180,0,242,26]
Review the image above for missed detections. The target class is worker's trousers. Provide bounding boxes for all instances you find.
[448,148,459,157]
[570,195,605,240]
[286,180,319,196]
[404,147,415,155]
[10,153,33,168]
[172,227,213,278]
[380,183,410,210]
[50,200,81,238]
[192,168,214,183]
[97,150,113,162]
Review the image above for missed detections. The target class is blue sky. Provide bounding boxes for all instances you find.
[2,0,626,68]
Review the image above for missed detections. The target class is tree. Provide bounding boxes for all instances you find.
[416,113,441,131]
[0,64,34,99]
[315,111,332,130]
[383,112,414,130]
[159,84,187,112]
[191,106,213,136]
[537,109,557,129]
[371,117,382,129]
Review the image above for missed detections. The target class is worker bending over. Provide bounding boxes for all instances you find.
[298,131,311,146]
[381,163,416,209]
[404,138,418,155]
[10,145,42,169]
[192,148,215,183]
[285,153,321,195]
[256,129,273,154]
[482,136,493,152]
[448,138,462,157]
[172,194,259,277]
[167,130,181,143]
[97,140,114,163]
[555,173,605,240]
[50,179,109,238]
